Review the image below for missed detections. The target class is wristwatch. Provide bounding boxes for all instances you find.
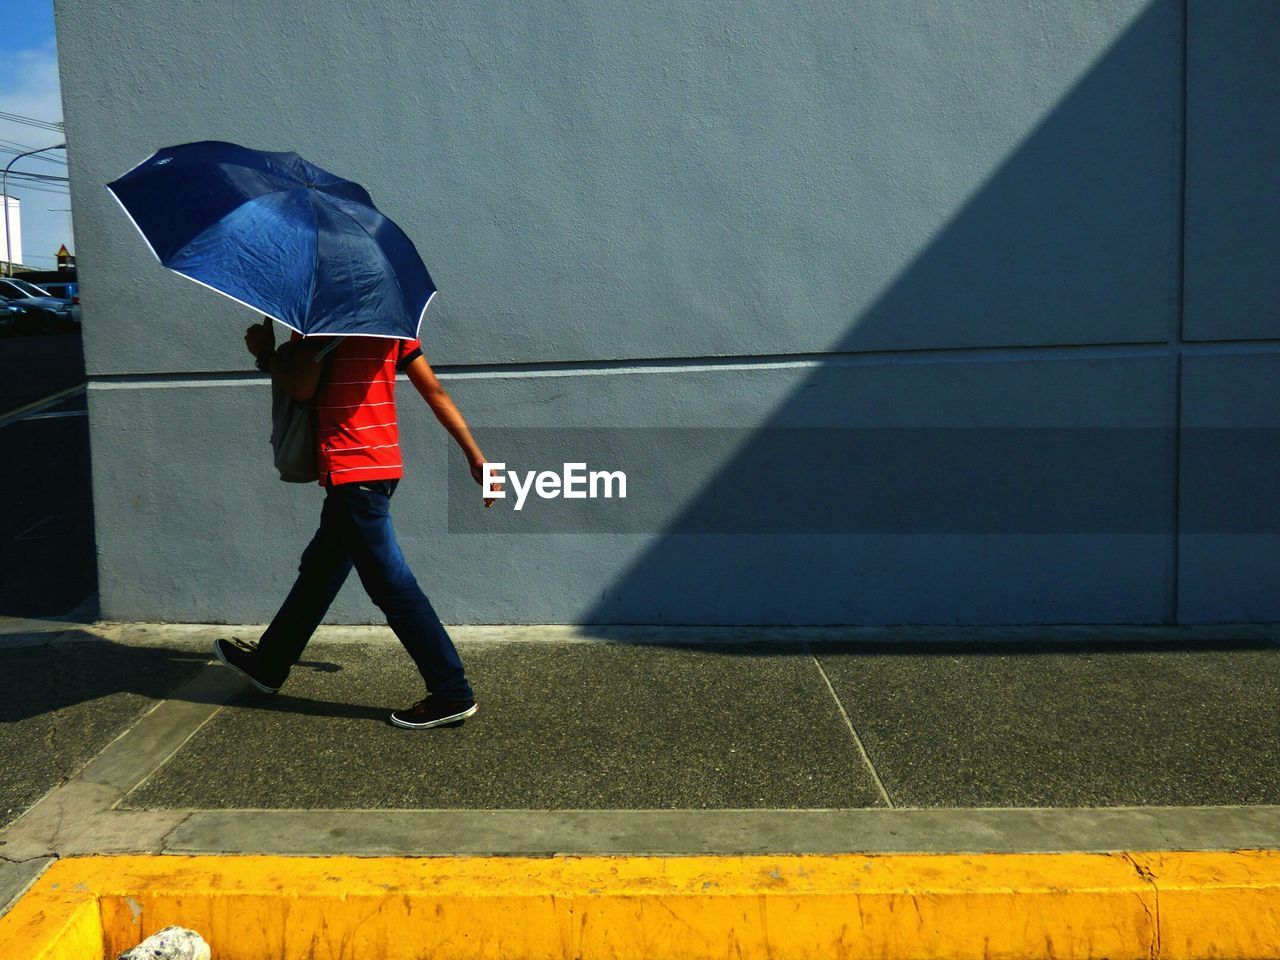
[255,348,274,373]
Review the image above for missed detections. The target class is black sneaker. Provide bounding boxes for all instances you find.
[212,637,287,693]
[389,695,478,730]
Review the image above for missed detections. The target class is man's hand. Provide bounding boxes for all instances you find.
[470,454,502,508]
[244,316,275,358]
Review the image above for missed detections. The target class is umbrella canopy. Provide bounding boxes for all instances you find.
[107,140,436,340]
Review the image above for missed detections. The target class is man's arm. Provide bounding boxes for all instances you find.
[405,353,484,465]
[266,344,325,402]
[404,352,499,505]
[244,317,324,402]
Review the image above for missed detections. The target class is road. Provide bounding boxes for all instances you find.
[0,331,86,414]
[0,333,96,619]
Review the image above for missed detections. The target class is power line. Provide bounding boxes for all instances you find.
[2,174,70,194]
[3,173,69,187]
[3,183,69,196]
[7,170,70,184]
[0,135,65,150]
[5,183,70,197]
[0,111,64,134]
[0,141,67,165]
[8,167,69,179]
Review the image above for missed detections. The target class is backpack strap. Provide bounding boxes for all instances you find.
[312,338,342,362]
[308,338,339,407]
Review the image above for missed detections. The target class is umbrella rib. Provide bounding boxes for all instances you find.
[177,154,303,194]
[323,197,412,333]
[303,191,321,335]
[159,189,313,328]
[130,182,312,265]
[165,187,311,264]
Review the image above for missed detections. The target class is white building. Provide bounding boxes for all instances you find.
[1,194,21,269]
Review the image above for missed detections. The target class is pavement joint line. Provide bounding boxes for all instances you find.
[805,639,894,809]
[0,383,85,429]
[0,662,240,860]
[92,665,241,798]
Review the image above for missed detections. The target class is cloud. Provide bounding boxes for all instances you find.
[0,40,72,267]
[0,39,64,153]
[0,39,63,124]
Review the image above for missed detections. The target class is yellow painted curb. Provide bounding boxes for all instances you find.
[2,851,1280,959]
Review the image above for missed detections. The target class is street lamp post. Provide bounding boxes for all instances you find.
[3,143,66,277]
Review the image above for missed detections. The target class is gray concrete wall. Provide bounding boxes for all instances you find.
[55,0,1280,624]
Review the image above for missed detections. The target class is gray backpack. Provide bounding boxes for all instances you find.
[270,338,341,483]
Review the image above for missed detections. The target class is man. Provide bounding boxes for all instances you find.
[212,316,494,730]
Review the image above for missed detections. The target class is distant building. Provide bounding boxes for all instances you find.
[1,195,21,269]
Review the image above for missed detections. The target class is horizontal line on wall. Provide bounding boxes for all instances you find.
[85,337,1280,387]
[91,375,267,389]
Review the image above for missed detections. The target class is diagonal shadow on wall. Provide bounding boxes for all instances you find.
[579,0,1183,626]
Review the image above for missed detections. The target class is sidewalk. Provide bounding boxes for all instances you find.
[3,620,1280,953]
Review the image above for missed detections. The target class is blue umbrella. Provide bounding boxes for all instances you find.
[107,140,435,340]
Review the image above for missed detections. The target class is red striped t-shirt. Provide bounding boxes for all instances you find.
[289,331,423,486]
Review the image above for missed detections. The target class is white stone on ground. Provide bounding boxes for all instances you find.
[116,926,211,960]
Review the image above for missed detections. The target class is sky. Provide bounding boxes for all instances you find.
[0,0,72,270]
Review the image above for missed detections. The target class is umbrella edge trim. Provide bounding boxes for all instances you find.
[165,267,296,333]
[107,171,429,341]
[414,288,437,341]
[106,177,165,266]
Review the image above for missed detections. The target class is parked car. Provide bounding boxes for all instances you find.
[5,278,53,297]
[39,280,77,300]
[0,278,74,333]
[27,280,82,326]
[0,303,21,335]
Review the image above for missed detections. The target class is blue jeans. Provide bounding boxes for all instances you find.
[257,478,474,701]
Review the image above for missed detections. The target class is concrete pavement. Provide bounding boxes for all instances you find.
[4,623,1280,864]
[4,620,1280,954]
[0,388,96,620]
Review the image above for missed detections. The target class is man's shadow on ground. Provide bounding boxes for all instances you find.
[0,631,387,723]
[5,628,1279,726]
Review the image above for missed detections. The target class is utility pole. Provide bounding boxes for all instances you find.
[3,142,66,276]
[48,208,73,248]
